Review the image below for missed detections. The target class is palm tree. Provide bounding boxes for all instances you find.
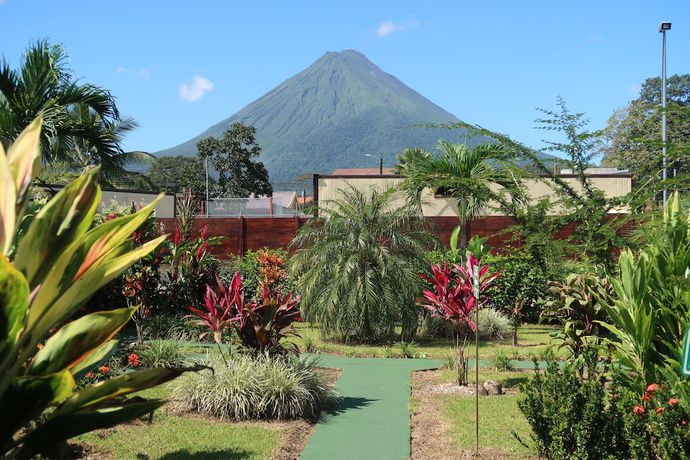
[0,40,145,182]
[396,140,522,252]
[289,186,438,343]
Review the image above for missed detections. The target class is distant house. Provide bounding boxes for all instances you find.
[314,169,632,217]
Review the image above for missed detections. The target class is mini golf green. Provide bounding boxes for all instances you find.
[300,355,442,460]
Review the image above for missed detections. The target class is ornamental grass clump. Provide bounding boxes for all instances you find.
[173,354,336,420]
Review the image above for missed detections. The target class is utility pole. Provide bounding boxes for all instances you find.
[660,21,671,206]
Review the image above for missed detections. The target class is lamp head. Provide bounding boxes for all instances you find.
[660,22,672,32]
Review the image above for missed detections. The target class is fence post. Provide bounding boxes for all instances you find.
[268,196,273,217]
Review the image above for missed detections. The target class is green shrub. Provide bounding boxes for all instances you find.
[139,340,187,368]
[173,354,336,420]
[518,358,627,459]
[290,187,436,343]
[519,358,690,459]
[485,255,548,322]
[490,350,514,372]
[396,340,418,358]
[422,308,510,340]
[144,314,209,342]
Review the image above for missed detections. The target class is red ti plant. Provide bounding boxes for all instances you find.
[188,276,234,365]
[419,255,498,385]
[189,272,302,360]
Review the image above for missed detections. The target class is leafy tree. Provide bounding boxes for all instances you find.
[147,156,213,196]
[0,40,142,181]
[289,186,437,343]
[396,140,522,252]
[598,74,690,183]
[196,123,272,198]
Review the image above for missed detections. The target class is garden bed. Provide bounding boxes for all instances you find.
[74,367,341,459]
[411,369,538,459]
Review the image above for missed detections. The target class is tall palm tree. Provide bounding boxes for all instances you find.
[396,140,523,252]
[0,40,145,182]
[289,186,438,343]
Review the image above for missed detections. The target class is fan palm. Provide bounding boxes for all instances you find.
[396,140,523,252]
[289,186,438,343]
[0,40,145,183]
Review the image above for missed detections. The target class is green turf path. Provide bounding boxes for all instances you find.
[301,355,442,460]
[300,355,541,460]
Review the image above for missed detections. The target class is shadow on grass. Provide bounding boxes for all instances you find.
[150,449,255,459]
[500,375,531,388]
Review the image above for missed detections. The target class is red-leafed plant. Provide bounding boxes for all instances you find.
[419,255,498,386]
[189,272,302,359]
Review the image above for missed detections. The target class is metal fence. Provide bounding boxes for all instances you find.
[204,197,306,217]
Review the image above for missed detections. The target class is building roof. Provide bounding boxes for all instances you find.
[331,167,395,175]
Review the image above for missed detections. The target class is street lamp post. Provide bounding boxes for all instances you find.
[205,156,209,217]
[660,21,671,206]
[364,154,384,174]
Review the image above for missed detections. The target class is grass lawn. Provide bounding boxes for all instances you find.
[290,323,559,360]
[78,384,282,460]
[444,395,534,458]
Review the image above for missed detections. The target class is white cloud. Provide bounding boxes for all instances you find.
[179,75,214,102]
[116,66,130,74]
[376,19,418,37]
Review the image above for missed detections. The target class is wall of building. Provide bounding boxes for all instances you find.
[315,174,632,217]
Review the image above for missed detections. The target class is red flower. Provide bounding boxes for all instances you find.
[201,225,208,240]
[669,398,680,407]
[195,241,208,260]
[682,420,687,426]
[86,372,95,379]
[656,407,665,414]
[173,228,181,247]
[611,393,620,400]
[633,405,645,415]
[646,383,659,393]
[128,353,140,367]
[642,392,652,401]
[99,365,110,374]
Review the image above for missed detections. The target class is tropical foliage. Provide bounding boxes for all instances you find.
[396,140,521,251]
[0,41,149,185]
[599,192,690,388]
[0,119,195,458]
[290,186,437,342]
[189,272,302,356]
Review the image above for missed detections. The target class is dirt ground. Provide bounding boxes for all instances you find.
[410,369,535,460]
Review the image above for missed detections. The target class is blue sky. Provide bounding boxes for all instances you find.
[1,0,689,160]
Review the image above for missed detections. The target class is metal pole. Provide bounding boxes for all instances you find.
[661,28,668,206]
[379,157,383,175]
[473,264,480,457]
[205,157,209,217]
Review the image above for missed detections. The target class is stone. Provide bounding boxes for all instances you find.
[483,379,503,396]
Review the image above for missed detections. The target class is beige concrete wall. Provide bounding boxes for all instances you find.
[317,175,631,217]
[100,190,175,218]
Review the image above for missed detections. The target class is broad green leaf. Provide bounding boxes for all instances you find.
[0,255,29,368]
[56,367,197,414]
[31,235,166,338]
[16,399,165,459]
[449,225,461,254]
[13,167,101,288]
[6,117,42,215]
[28,196,164,335]
[28,308,136,376]
[0,144,16,256]
[0,370,75,448]
[71,339,119,381]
